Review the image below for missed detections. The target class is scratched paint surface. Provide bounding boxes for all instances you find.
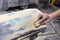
[0,9,42,40]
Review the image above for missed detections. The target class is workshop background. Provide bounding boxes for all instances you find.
[0,0,60,40]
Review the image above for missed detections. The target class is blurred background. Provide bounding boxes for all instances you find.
[0,0,60,40]
[0,0,60,12]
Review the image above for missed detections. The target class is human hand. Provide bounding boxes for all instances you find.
[37,13,53,24]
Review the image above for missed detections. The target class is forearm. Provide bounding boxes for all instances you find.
[49,9,60,19]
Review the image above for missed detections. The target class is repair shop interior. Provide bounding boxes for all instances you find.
[0,0,60,40]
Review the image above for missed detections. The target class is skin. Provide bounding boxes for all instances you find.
[38,9,60,24]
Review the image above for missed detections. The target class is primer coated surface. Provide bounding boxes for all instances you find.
[0,9,46,40]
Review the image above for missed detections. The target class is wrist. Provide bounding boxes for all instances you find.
[49,13,56,19]
[49,11,60,19]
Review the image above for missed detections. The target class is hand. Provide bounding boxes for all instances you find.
[38,13,53,24]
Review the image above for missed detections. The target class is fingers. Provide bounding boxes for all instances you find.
[43,17,52,24]
[43,19,51,24]
[39,14,49,23]
[37,14,43,21]
[37,13,52,25]
[37,13,53,25]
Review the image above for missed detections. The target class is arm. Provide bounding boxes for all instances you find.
[49,9,60,19]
